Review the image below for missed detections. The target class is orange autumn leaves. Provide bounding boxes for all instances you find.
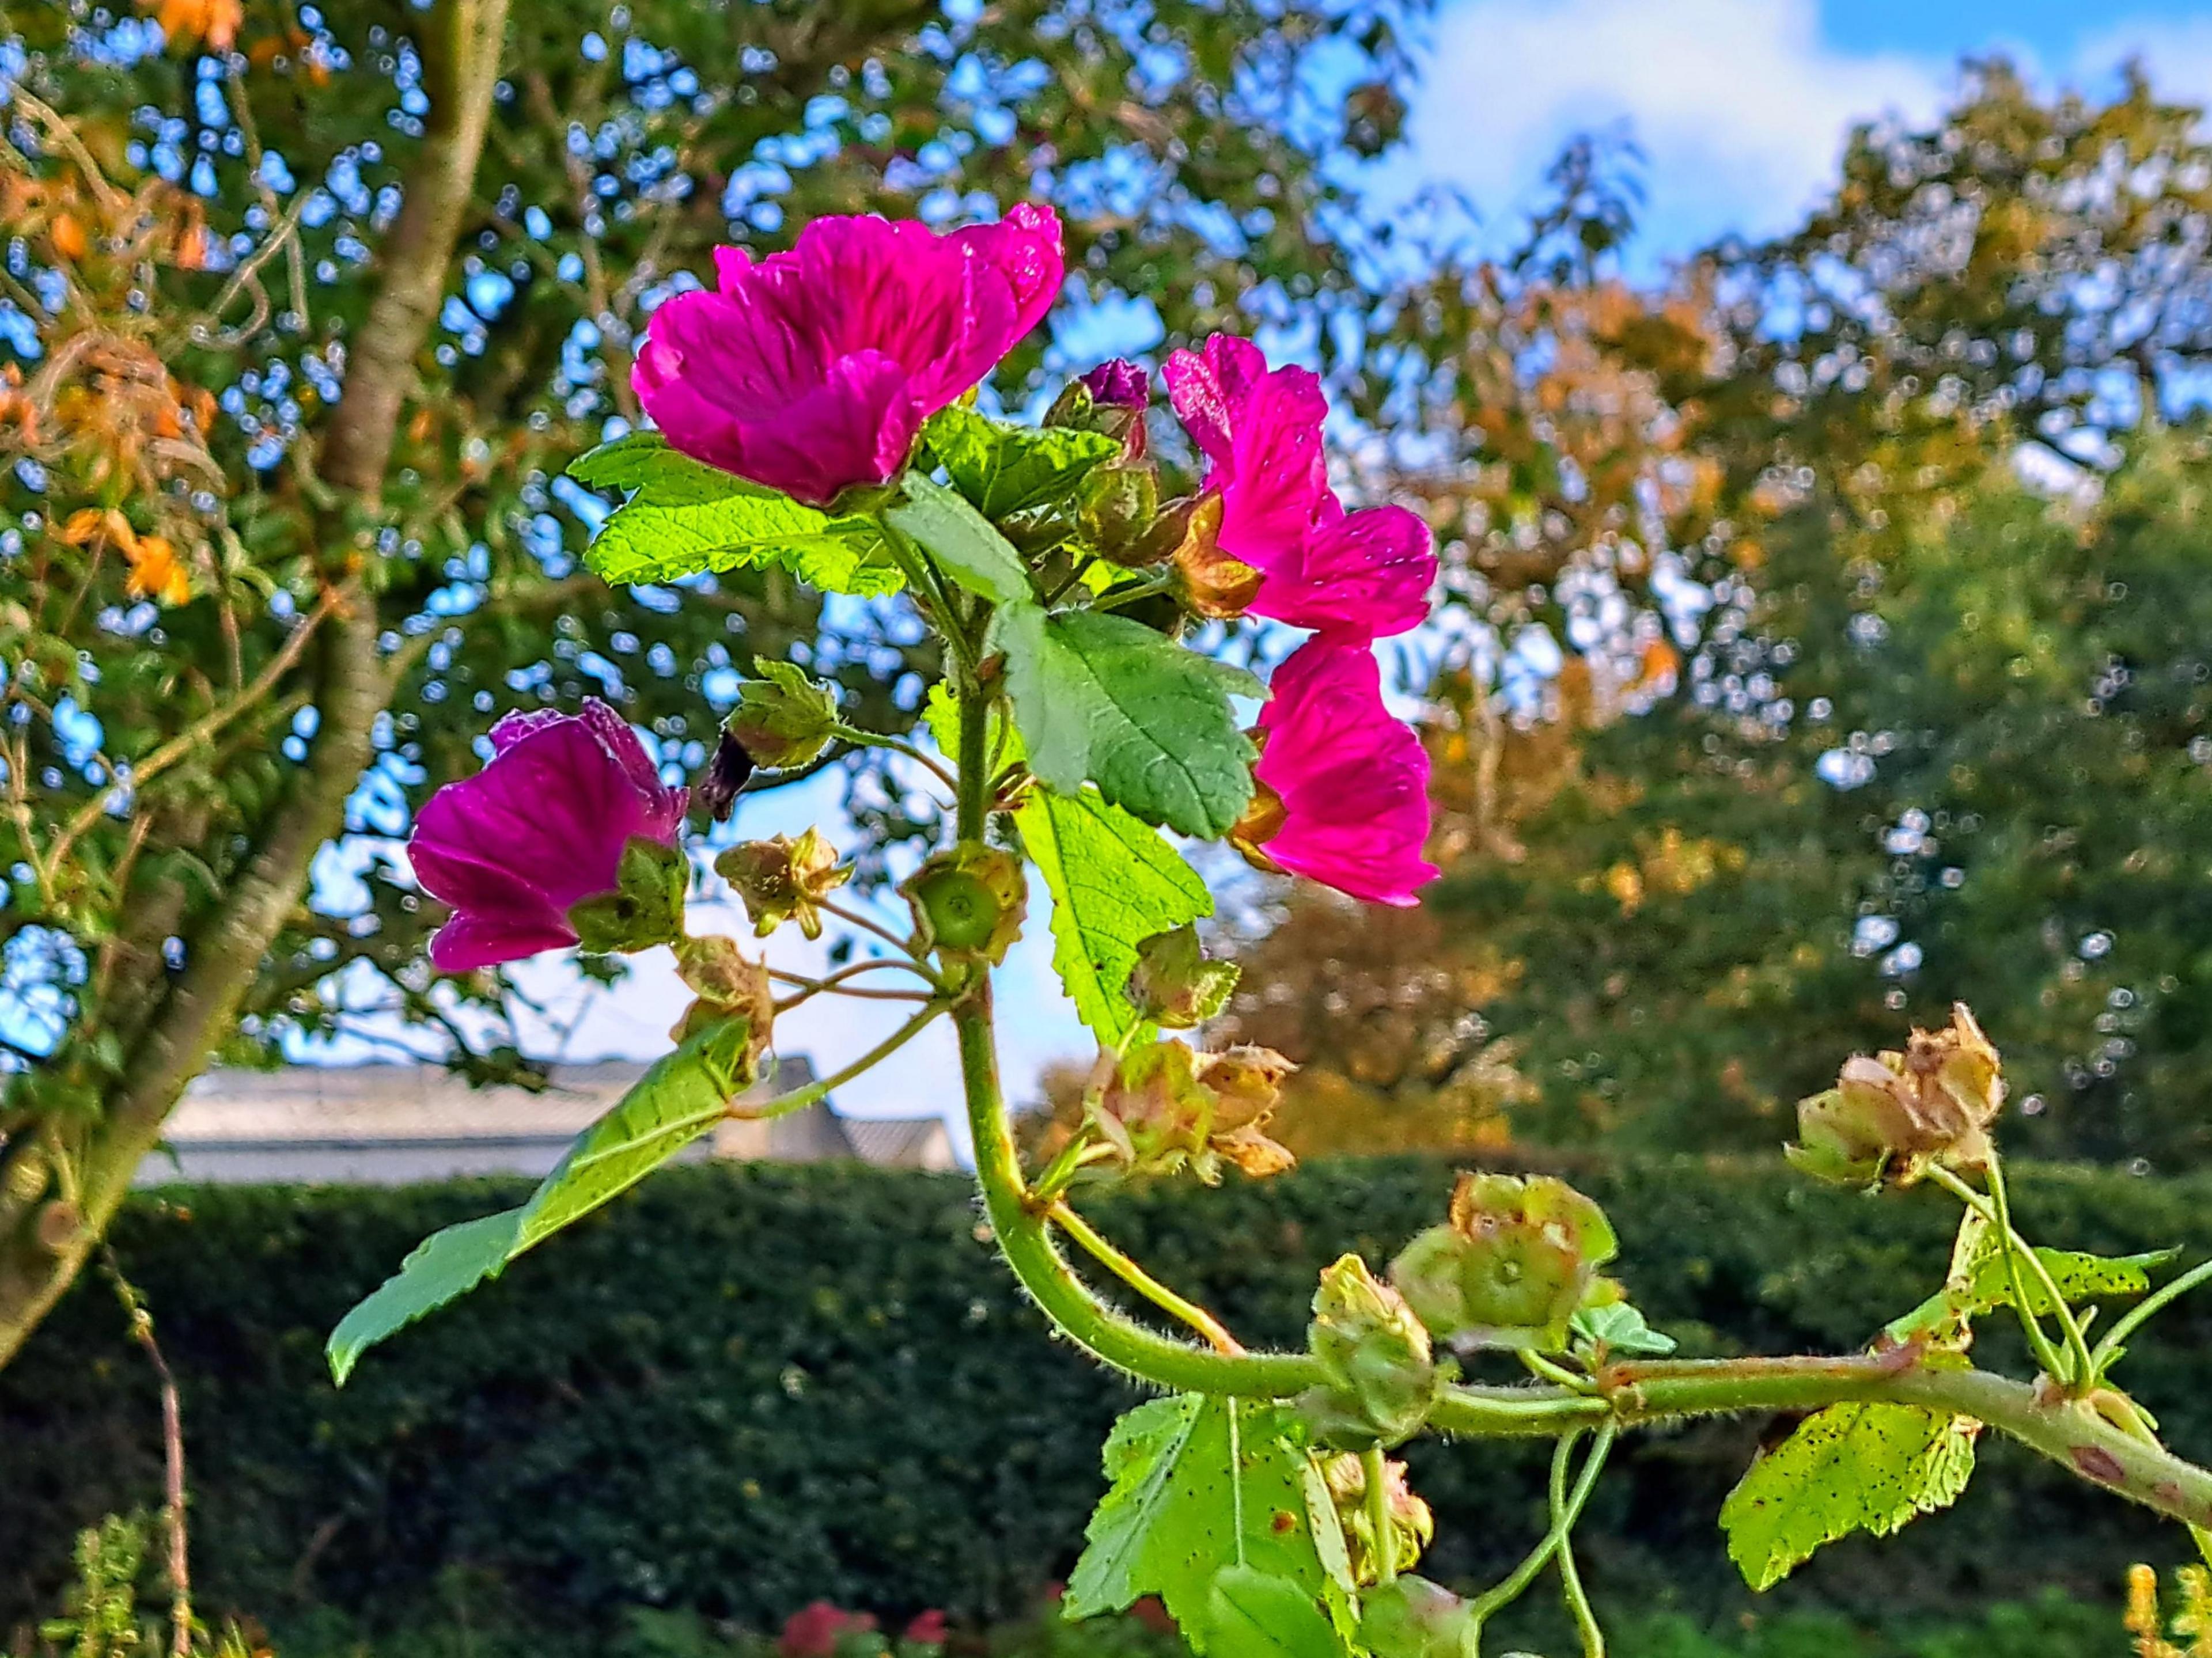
[151,0,243,52]
[59,508,192,606]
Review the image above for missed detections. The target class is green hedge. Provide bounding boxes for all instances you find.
[2,1155,2207,1651]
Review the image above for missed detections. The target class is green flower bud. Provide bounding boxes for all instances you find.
[1081,464,1160,565]
[1358,1576,1479,1658]
[1788,1004,2005,1187]
[1321,1453,1434,1585]
[715,827,850,940]
[569,836,688,955]
[1301,1254,1439,1448]
[1388,1173,1619,1350]
[1126,924,1240,1029]
[729,660,840,771]
[902,845,1027,963]
[1090,1040,1296,1182]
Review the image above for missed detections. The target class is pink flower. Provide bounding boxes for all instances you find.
[1245,639,1435,907]
[409,700,688,973]
[634,206,1064,506]
[1078,358,1150,411]
[1164,334,1433,639]
[780,1603,876,1658]
[1164,335,1330,569]
[902,1611,949,1646]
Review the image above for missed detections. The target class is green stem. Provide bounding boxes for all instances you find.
[2093,1257,2212,1375]
[1363,1447,1397,1585]
[1030,1124,1104,1206]
[1522,1350,1601,1394]
[1986,1154,2096,1386]
[1926,1162,2081,1386]
[1551,1428,1605,1658]
[814,896,930,963]
[879,514,981,685]
[1468,1426,1615,1629]
[831,726,959,792]
[1051,1201,1245,1356]
[730,1000,950,1121]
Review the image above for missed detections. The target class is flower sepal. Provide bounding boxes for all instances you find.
[1126,924,1240,1029]
[567,836,689,957]
[1321,1452,1434,1585]
[730,661,842,771]
[1388,1172,1619,1353]
[671,934,776,1067]
[1088,1040,1296,1184]
[1298,1253,1445,1449]
[902,845,1027,965]
[1787,1004,2005,1189]
[716,828,851,940]
[1357,1576,1479,1658]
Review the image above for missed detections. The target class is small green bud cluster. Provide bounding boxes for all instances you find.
[1300,1254,1446,1448]
[1388,1172,1621,1352]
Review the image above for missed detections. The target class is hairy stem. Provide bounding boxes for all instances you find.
[1048,1202,1245,1356]
[1363,1446,1396,1586]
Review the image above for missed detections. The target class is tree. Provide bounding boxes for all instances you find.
[1228,67,2212,1162]
[0,0,1435,1369]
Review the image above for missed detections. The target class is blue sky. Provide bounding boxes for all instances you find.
[1399,0,2212,264]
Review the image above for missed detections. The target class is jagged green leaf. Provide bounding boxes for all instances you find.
[1719,1402,1978,1591]
[1570,1299,1677,1358]
[1886,1207,2173,1344]
[325,1208,524,1387]
[327,1016,756,1384]
[988,604,1262,839]
[922,404,1121,518]
[886,471,1035,606]
[1016,787,1213,1044]
[1065,1395,1336,1653]
[1204,1567,1348,1658]
[567,431,901,595]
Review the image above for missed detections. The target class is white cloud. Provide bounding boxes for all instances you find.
[2073,17,2212,110]
[1404,0,1947,256]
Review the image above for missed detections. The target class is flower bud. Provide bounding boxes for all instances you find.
[567,835,689,956]
[1788,1004,2005,1187]
[671,933,776,1059]
[1320,1452,1434,1584]
[1081,463,1161,565]
[1358,1576,1479,1658]
[729,660,840,771]
[716,828,851,940]
[698,730,757,823]
[1388,1173,1618,1350]
[1092,1041,1296,1183]
[902,845,1027,963]
[1126,925,1240,1029]
[1300,1254,1439,1448]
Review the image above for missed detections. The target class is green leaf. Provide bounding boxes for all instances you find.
[1961,1243,2175,1316]
[512,1014,756,1254]
[1719,1402,1978,1591]
[327,1016,755,1384]
[922,404,1121,518]
[567,431,900,596]
[1885,1208,2173,1344]
[1015,787,1213,1045]
[885,472,1036,606]
[1570,1299,1677,1358]
[1065,1395,1338,1653]
[1204,1568,1347,1658]
[325,1208,524,1387]
[988,605,1263,839]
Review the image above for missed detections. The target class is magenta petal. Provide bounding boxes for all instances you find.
[1249,502,1437,639]
[949,202,1065,342]
[1254,639,1436,907]
[1079,357,1150,412]
[429,906,579,974]
[1164,335,1273,466]
[634,209,1063,502]
[1213,366,1331,572]
[410,701,691,972]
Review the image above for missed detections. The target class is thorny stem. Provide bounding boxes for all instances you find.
[1048,1201,1246,1357]
[1363,1446,1397,1586]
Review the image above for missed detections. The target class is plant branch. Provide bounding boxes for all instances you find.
[1363,1446,1396,1586]
[1468,1425,1616,1629]
[726,999,951,1121]
[2095,1258,2212,1375]
[1047,1201,1245,1356]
